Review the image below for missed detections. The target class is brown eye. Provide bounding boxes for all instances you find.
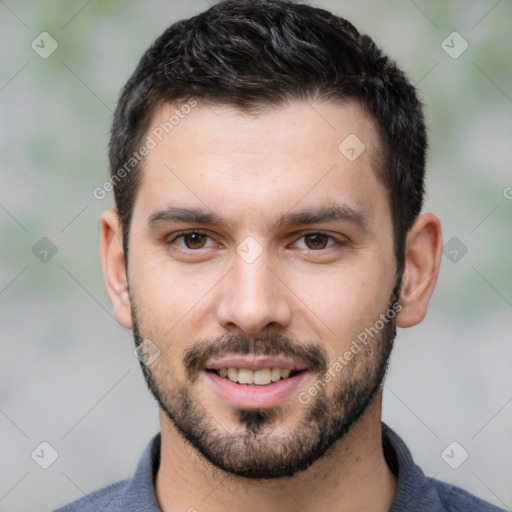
[182,232,208,249]
[303,233,329,250]
[166,230,217,255]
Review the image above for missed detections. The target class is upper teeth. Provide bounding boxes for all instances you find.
[217,367,292,385]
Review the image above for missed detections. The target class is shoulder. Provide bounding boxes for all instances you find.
[53,433,161,511]
[382,422,507,512]
[52,478,130,512]
[429,477,508,512]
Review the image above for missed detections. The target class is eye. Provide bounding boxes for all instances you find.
[292,232,339,251]
[166,231,343,253]
[168,231,215,250]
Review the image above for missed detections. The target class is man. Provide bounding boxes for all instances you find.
[55,1,506,510]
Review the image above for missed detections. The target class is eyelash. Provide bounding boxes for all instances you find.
[166,230,344,253]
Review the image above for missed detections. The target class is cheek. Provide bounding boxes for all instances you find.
[129,255,218,336]
[301,276,375,321]
[291,261,393,347]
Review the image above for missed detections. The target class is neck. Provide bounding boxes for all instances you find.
[155,391,397,512]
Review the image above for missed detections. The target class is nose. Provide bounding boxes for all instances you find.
[215,251,292,336]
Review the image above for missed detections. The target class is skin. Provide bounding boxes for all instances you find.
[100,100,442,512]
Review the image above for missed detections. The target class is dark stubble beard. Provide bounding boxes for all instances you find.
[131,285,400,480]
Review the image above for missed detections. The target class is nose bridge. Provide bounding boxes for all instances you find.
[216,249,290,334]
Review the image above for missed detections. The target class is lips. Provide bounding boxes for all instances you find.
[203,355,309,408]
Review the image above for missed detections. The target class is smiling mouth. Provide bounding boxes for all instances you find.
[205,367,303,386]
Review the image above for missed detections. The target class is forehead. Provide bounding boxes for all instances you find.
[132,100,389,232]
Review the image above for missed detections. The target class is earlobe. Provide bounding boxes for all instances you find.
[396,213,442,328]
[99,209,133,329]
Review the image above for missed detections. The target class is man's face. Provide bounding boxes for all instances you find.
[126,100,399,478]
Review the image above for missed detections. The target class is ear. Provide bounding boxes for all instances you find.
[99,209,133,329]
[396,212,442,328]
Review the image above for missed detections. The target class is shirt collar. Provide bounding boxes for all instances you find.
[382,422,444,511]
[122,432,162,510]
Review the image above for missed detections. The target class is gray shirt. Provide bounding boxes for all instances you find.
[53,422,507,511]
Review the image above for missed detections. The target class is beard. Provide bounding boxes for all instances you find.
[131,285,399,480]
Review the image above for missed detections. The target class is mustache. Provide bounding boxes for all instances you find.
[183,333,328,382]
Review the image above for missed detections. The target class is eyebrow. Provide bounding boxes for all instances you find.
[146,204,368,232]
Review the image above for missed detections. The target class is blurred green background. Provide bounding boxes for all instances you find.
[1,1,511,511]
